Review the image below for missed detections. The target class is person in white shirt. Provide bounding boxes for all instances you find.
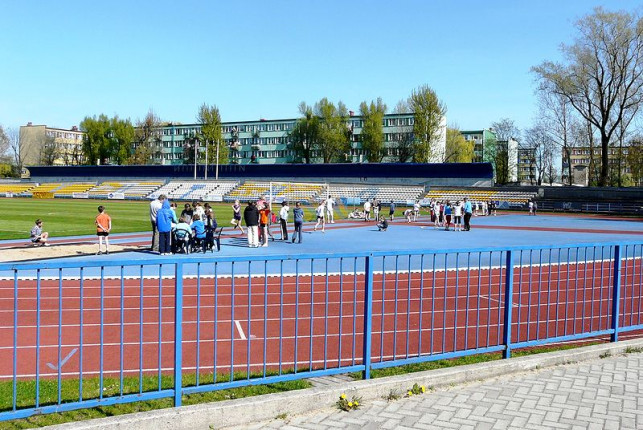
[453,201,463,231]
[314,201,326,232]
[325,196,336,224]
[149,194,166,252]
[279,201,290,240]
[413,200,420,221]
[363,200,372,221]
[433,201,442,228]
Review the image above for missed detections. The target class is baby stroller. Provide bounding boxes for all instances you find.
[173,226,192,254]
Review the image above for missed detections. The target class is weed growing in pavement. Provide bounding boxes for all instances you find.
[336,393,362,411]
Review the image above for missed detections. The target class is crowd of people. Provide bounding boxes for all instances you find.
[150,195,218,255]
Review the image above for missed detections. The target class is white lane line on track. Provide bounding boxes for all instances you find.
[234,319,246,340]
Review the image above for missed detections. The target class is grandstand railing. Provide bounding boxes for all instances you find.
[0,241,641,421]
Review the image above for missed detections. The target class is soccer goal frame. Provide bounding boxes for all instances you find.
[267,181,329,209]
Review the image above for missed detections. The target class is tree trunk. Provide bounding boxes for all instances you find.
[563,147,572,186]
[599,133,609,187]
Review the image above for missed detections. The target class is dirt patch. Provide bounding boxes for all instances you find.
[0,244,146,263]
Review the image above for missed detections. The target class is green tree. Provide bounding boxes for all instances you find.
[314,98,351,163]
[197,103,226,166]
[359,98,387,162]
[80,114,111,165]
[444,127,474,163]
[532,7,643,186]
[410,85,446,162]
[109,117,135,165]
[290,102,320,164]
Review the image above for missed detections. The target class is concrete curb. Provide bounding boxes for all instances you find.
[47,338,643,430]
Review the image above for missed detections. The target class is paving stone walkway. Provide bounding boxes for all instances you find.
[249,352,643,429]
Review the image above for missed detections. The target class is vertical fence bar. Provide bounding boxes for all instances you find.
[230,262,236,380]
[309,260,314,372]
[363,254,374,379]
[380,257,385,362]
[196,264,201,386]
[57,269,63,405]
[12,270,18,411]
[338,258,344,367]
[610,245,622,342]
[139,265,144,394]
[174,262,184,407]
[35,270,40,408]
[406,255,412,358]
[324,258,329,370]
[99,267,105,400]
[158,265,163,391]
[120,266,124,396]
[278,261,283,375]
[79,268,84,401]
[213,262,218,383]
[503,250,514,359]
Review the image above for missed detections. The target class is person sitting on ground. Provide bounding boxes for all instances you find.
[377,216,389,231]
[348,209,365,219]
[30,219,49,246]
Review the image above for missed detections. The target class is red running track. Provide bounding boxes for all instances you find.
[0,259,641,383]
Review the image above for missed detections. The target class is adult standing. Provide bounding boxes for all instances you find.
[389,200,396,221]
[325,195,336,224]
[149,194,166,253]
[156,199,174,255]
[243,201,260,248]
[279,201,290,241]
[292,202,304,244]
[463,197,473,231]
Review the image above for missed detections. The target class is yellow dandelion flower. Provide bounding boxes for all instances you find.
[421,386,426,392]
[354,401,359,406]
[348,402,353,407]
[407,391,413,396]
[340,394,346,399]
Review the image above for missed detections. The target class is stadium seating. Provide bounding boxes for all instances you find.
[328,184,425,204]
[424,188,537,207]
[148,181,239,201]
[0,183,37,196]
[52,183,97,197]
[88,181,163,199]
[225,181,326,203]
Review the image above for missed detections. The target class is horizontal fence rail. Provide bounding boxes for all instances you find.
[0,242,641,421]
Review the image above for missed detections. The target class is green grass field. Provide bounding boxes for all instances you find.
[0,198,352,241]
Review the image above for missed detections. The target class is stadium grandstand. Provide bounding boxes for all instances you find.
[425,187,538,208]
[88,181,164,199]
[328,183,425,204]
[149,181,238,201]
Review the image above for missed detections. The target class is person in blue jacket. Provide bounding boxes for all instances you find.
[156,200,175,255]
[291,201,305,244]
[191,213,207,251]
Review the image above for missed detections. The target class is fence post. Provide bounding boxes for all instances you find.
[611,245,622,343]
[174,262,184,406]
[503,250,514,359]
[362,254,374,379]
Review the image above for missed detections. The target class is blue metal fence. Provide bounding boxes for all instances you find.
[0,241,641,421]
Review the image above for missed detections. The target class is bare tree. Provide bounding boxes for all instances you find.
[5,127,24,175]
[525,122,557,185]
[532,7,643,186]
[131,109,163,165]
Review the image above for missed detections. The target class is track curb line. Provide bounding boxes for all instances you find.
[46,337,643,430]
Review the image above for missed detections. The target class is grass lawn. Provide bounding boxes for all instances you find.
[0,198,352,241]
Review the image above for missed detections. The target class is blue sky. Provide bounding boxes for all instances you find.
[1,1,640,134]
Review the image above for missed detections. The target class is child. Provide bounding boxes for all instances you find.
[191,213,206,251]
[279,201,289,241]
[453,201,463,232]
[291,202,304,244]
[314,201,326,232]
[404,208,413,223]
[231,199,244,234]
[444,201,452,231]
[30,219,49,246]
[377,216,388,231]
[95,206,112,255]
[258,203,271,246]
